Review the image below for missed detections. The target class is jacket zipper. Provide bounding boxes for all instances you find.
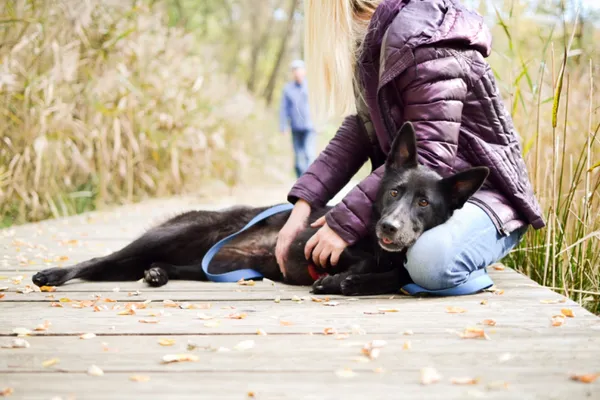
[468,197,508,236]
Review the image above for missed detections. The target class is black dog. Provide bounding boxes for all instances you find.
[32,123,488,295]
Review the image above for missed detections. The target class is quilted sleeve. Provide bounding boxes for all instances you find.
[287,115,370,208]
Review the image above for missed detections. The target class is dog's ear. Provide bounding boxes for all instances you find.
[386,122,418,170]
[440,167,489,210]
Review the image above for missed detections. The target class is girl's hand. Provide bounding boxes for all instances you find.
[304,216,349,267]
[276,200,311,278]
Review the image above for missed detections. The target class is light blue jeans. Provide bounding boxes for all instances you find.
[291,129,316,178]
[404,202,526,291]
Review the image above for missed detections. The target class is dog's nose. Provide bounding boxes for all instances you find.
[381,221,398,235]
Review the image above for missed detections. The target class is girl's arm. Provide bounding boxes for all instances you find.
[287,115,370,208]
[325,49,469,245]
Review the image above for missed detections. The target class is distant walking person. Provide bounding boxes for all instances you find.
[280,60,315,178]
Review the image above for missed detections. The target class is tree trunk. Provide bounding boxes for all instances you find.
[263,0,299,106]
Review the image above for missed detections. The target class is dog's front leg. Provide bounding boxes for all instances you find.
[340,268,403,296]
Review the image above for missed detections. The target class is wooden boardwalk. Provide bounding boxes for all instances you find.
[1,196,599,399]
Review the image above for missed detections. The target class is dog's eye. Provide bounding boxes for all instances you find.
[389,189,398,198]
[418,198,429,207]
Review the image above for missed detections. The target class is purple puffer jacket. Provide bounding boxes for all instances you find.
[288,0,545,245]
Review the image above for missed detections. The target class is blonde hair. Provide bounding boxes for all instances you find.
[304,0,381,123]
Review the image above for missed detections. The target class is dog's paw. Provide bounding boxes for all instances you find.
[144,266,169,287]
[32,268,70,287]
[311,275,340,294]
[340,275,370,296]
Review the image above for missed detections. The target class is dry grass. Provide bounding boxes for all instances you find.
[0,0,289,226]
[487,7,600,313]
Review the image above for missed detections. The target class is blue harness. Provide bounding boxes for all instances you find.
[201,204,493,295]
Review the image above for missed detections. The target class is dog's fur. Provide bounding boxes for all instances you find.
[32,123,489,296]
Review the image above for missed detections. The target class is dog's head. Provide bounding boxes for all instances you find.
[374,122,489,252]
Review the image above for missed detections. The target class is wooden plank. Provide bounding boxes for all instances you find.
[2,334,599,373]
[1,293,598,336]
[1,371,597,400]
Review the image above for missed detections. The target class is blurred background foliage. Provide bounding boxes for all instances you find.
[1,0,599,310]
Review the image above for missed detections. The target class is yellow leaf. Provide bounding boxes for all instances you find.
[446,306,467,314]
[561,308,575,318]
[158,339,176,346]
[40,286,56,292]
[482,319,497,326]
[59,297,71,303]
[162,354,199,363]
[129,375,150,382]
[450,376,479,385]
[42,358,60,368]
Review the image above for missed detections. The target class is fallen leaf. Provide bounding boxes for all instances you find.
[0,287,8,291]
[274,296,281,303]
[256,329,268,336]
[87,365,104,376]
[40,286,56,292]
[50,303,63,308]
[561,308,575,318]
[570,373,598,384]
[80,333,96,340]
[421,367,442,385]
[163,299,179,308]
[203,321,220,328]
[117,309,135,316]
[42,358,60,367]
[227,312,247,320]
[139,319,159,324]
[0,294,4,300]
[378,307,399,313]
[234,340,255,351]
[197,313,214,320]
[540,299,566,304]
[58,256,69,262]
[59,297,71,303]
[103,298,117,303]
[310,296,325,303]
[16,286,35,294]
[480,299,488,305]
[403,341,412,350]
[446,306,467,314]
[0,388,14,397]
[458,327,490,340]
[451,376,479,385]
[335,368,357,378]
[361,340,387,359]
[129,375,151,382]
[2,338,30,348]
[158,339,176,346]
[237,279,255,286]
[279,320,293,326]
[351,325,366,335]
[127,290,141,297]
[364,311,385,315]
[494,289,505,295]
[247,391,256,398]
[335,333,350,340]
[551,315,566,327]
[491,263,505,271]
[34,321,51,331]
[162,354,199,363]
[12,327,31,336]
[486,381,510,390]
[323,301,340,307]
[403,330,414,336]
[323,327,337,335]
[373,367,386,374]
[291,295,303,303]
[482,319,496,326]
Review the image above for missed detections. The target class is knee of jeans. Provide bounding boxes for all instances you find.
[404,235,466,290]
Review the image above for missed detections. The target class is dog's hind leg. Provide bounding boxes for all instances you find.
[143,262,208,287]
